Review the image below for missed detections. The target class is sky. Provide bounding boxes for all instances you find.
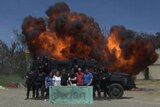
[0,0,160,46]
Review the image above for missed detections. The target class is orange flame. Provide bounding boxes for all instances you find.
[29,31,92,60]
[107,33,135,72]
[30,32,72,60]
[104,26,158,75]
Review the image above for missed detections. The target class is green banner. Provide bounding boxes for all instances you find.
[49,86,93,104]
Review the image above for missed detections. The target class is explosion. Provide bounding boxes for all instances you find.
[104,26,158,74]
[22,2,104,62]
[22,2,158,75]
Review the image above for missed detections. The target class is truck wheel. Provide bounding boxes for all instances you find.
[108,83,124,99]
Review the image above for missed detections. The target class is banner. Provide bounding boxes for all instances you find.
[49,86,93,104]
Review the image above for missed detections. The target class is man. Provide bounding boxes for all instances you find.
[34,71,45,99]
[25,68,36,100]
[83,68,93,86]
[61,69,68,86]
[38,65,46,98]
[92,70,101,97]
[99,69,111,97]
[76,68,84,86]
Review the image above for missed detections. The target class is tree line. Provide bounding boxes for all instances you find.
[0,31,27,77]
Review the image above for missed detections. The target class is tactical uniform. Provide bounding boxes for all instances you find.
[99,70,111,97]
[34,72,45,99]
[61,73,68,86]
[92,71,101,97]
[25,70,36,99]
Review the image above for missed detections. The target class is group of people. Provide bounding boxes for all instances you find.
[25,56,111,100]
[25,67,99,100]
[44,68,93,99]
[25,68,46,100]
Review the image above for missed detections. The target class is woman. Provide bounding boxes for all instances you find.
[68,70,77,86]
[53,71,61,86]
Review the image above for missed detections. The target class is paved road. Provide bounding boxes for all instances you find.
[0,84,160,107]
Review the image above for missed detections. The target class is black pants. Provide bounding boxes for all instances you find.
[100,84,107,97]
[40,83,45,98]
[35,84,41,98]
[83,84,95,98]
[93,83,101,97]
[26,83,35,98]
[45,87,49,99]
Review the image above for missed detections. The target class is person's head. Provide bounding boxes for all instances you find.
[71,68,74,72]
[49,72,53,77]
[89,68,93,72]
[56,71,60,77]
[78,68,82,73]
[85,68,89,74]
[62,69,66,74]
[71,70,75,75]
[75,65,78,67]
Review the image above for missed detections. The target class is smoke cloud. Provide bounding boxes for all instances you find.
[21,2,158,75]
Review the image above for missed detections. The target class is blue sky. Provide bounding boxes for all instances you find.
[0,0,160,46]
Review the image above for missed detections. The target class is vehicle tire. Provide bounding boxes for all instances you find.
[108,83,124,99]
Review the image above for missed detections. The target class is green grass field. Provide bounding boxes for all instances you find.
[0,75,25,85]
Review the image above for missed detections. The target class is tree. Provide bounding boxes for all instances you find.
[0,30,27,77]
[0,40,9,65]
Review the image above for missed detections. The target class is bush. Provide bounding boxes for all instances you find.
[0,75,25,86]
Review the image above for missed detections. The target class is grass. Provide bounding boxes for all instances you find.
[0,75,25,85]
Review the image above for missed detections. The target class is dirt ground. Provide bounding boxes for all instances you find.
[0,80,160,107]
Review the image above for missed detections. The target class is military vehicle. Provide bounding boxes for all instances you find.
[104,72,135,98]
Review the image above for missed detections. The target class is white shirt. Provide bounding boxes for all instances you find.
[53,76,61,86]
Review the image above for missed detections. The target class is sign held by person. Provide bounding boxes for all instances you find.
[49,86,93,104]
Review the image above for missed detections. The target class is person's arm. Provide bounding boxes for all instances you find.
[68,77,72,86]
[88,78,92,86]
[74,77,77,80]
[25,71,29,79]
[72,74,77,80]
[88,73,93,86]
[45,77,48,88]
[52,76,55,86]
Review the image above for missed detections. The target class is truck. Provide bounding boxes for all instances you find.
[104,72,135,98]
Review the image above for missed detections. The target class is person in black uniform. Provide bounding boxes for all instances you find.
[99,69,111,97]
[34,71,45,99]
[25,68,36,100]
[92,70,101,98]
[61,69,68,86]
